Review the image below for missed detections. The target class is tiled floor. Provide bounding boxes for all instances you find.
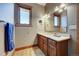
[13,46,45,56]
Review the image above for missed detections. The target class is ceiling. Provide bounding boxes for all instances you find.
[36,3,46,6]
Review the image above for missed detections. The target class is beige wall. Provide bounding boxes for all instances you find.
[15,3,45,48]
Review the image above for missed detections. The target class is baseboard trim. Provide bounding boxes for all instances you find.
[15,44,37,51]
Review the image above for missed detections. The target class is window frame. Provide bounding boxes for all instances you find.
[53,13,61,28]
[53,15,60,27]
[15,3,32,27]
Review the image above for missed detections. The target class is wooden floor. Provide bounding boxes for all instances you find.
[13,46,45,56]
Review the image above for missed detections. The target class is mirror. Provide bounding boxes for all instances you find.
[53,10,68,32]
[60,10,68,32]
[44,10,68,32]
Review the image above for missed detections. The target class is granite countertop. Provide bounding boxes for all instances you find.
[37,32,70,42]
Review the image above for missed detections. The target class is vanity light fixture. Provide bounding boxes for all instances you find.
[54,3,67,13]
[58,9,63,13]
[42,14,50,19]
[47,14,50,18]
[45,14,50,18]
[60,3,66,8]
[54,6,59,12]
[64,6,67,10]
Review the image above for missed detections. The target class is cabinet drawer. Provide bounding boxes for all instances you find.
[40,35,46,40]
[39,35,47,44]
[39,42,43,50]
[43,38,47,44]
[48,39,56,47]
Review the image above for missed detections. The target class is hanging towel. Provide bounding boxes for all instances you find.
[5,23,14,51]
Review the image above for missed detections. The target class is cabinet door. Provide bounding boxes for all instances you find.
[38,35,43,50]
[43,43,48,55]
[38,41,43,50]
[43,37,48,55]
[48,44,56,56]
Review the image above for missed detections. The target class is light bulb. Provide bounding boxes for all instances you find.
[54,6,59,12]
[58,9,63,13]
[60,3,65,8]
[64,6,67,10]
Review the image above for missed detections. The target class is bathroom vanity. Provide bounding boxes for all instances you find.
[37,32,70,56]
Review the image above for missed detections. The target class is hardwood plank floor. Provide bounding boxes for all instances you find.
[13,46,45,56]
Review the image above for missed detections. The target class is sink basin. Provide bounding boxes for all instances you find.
[53,33,70,38]
[53,35,61,37]
[53,33,61,37]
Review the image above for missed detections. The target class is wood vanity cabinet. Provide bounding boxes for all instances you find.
[38,35,43,51]
[48,39,56,56]
[37,34,69,56]
[56,40,68,56]
[43,38,48,55]
[37,34,48,55]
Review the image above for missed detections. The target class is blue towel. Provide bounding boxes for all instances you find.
[5,23,14,51]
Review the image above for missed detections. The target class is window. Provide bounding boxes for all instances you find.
[15,4,32,27]
[54,16,60,27]
[20,7,30,24]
